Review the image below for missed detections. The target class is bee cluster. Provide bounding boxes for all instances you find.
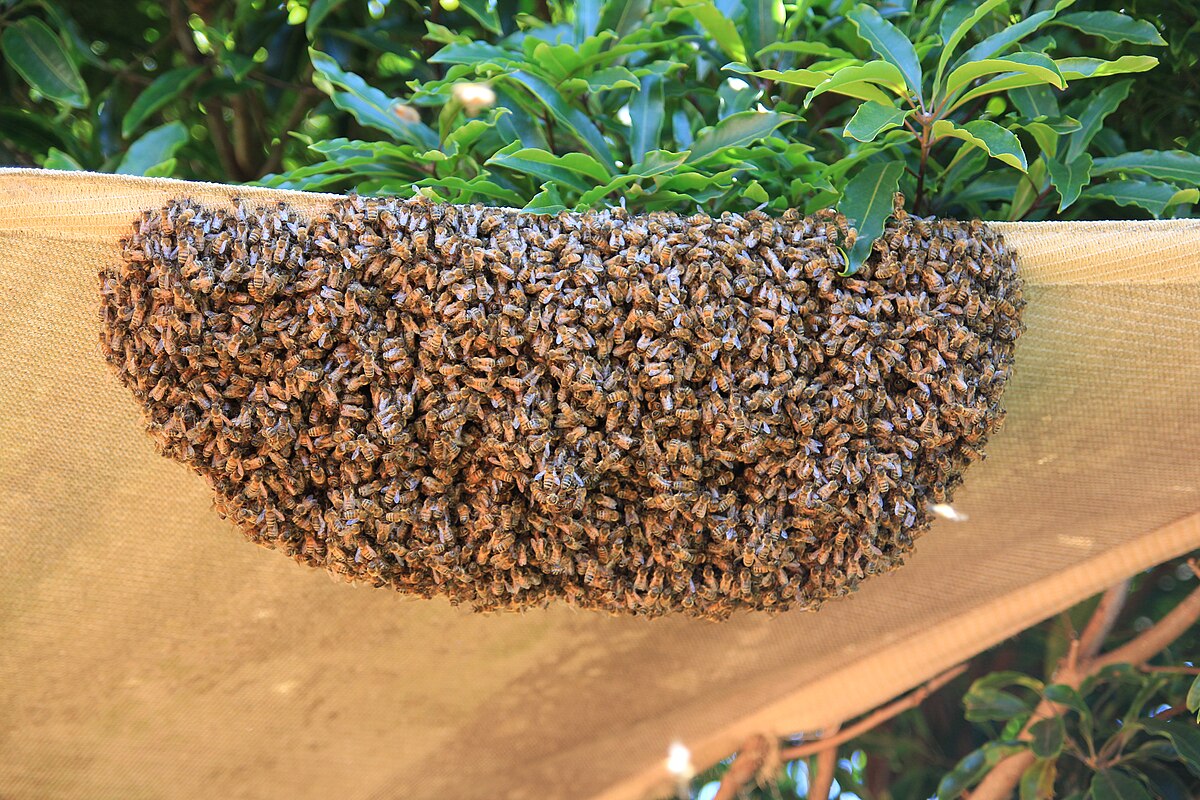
[100,194,1022,619]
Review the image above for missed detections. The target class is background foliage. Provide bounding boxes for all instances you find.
[2,0,1200,796]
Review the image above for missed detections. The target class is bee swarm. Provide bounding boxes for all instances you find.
[100,195,1023,619]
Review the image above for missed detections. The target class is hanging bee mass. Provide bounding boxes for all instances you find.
[99,194,1023,619]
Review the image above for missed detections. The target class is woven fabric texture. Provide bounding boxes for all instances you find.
[1,169,1198,800]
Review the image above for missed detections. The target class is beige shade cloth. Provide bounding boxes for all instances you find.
[1,168,1199,800]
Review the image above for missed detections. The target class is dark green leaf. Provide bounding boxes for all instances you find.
[573,0,602,43]
[1020,758,1057,800]
[1188,675,1200,718]
[122,67,204,138]
[932,119,1027,171]
[1010,86,1060,120]
[486,143,605,192]
[743,0,785,61]
[936,746,991,799]
[847,5,922,101]
[686,111,794,163]
[523,182,568,214]
[1053,11,1165,46]
[630,73,665,164]
[428,41,516,66]
[964,686,1034,720]
[1142,719,1200,776]
[415,175,525,206]
[1029,716,1066,758]
[1065,79,1132,161]
[837,160,903,276]
[504,71,616,170]
[1046,152,1092,210]
[1091,150,1200,186]
[844,102,910,143]
[956,9,1059,68]
[970,672,1046,695]
[1081,180,1199,218]
[597,0,651,38]
[1,18,88,108]
[310,49,439,148]
[460,0,504,34]
[630,150,689,177]
[1089,769,1151,800]
[306,0,346,38]
[116,121,189,176]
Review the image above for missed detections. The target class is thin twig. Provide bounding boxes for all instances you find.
[1080,579,1130,661]
[778,663,968,761]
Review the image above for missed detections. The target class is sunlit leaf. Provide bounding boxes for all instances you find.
[672,0,746,62]
[523,182,568,214]
[725,63,895,105]
[310,49,439,148]
[1081,180,1199,218]
[932,119,1027,171]
[1055,55,1158,80]
[504,71,617,170]
[742,0,784,60]
[943,53,1064,100]
[1091,150,1200,186]
[846,5,922,101]
[686,111,795,163]
[844,102,910,142]
[43,147,83,171]
[933,0,1006,96]
[805,61,907,105]
[598,0,652,38]
[486,143,606,192]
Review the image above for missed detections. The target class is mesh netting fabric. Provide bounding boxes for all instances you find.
[1,169,1198,800]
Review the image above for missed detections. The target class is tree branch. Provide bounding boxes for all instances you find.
[713,735,769,800]
[808,724,841,800]
[779,663,967,761]
[1079,579,1130,662]
[1096,563,1200,670]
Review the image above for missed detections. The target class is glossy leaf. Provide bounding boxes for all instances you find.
[1091,150,1200,186]
[1046,152,1092,210]
[725,64,896,105]
[1,18,88,108]
[116,121,188,176]
[630,73,665,164]
[673,0,746,62]
[943,53,1064,100]
[846,5,922,101]
[742,0,784,59]
[686,111,794,163]
[837,160,903,276]
[1089,769,1151,800]
[1188,675,1200,719]
[1081,180,1199,218]
[844,102,910,142]
[1056,55,1159,80]
[1053,11,1165,46]
[932,119,1027,171]
[1142,719,1200,775]
[805,61,907,105]
[122,67,204,138]
[956,9,1060,69]
[503,71,616,170]
[755,41,854,60]
[486,143,601,192]
[523,182,568,214]
[572,0,602,43]
[1009,85,1060,120]
[43,147,83,170]
[936,745,991,799]
[963,686,1034,720]
[415,175,525,206]
[310,49,439,148]
[934,0,1007,96]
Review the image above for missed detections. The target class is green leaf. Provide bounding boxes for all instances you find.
[1053,11,1165,46]
[460,0,504,34]
[1,18,88,108]
[936,743,1018,800]
[1020,758,1057,800]
[486,143,605,192]
[428,41,516,66]
[846,4,922,101]
[672,0,746,62]
[1089,769,1151,800]
[1081,180,1199,218]
[964,686,1034,720]
[956,9,1060,68]
[1010,86,1060,120]
[970,672,1046,694]
[121,66,204,138]
[1046,152,1092,210]
[756,41,854,60]
[934,0,1007,96]
[43,147,83,171]
[1065,79,1132,161]
[686,111,794,163]
[573,0,602,43]
[1091,150,1200,186]
[725,63,895,105]
[943,52,1064,100]
[1188,675,1200,718]
[932,119,1027,172]
[630,73,665,164]
[742,0,784,59]
[306,0,346,38]
[310,49,439,149]
[597,0,651,38]
[805,61,907,106]
[1142,719,1200,776]
[116,121,188,176]
[1055,55,1159,80]
[630,149,689,178]
[414,175,525,206]
[504,71,616,171]
[844,102,910,143]
[1029,716,1065,758]
[523,182,568,214]
[837,160,903,276]
[574,66,640,92]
